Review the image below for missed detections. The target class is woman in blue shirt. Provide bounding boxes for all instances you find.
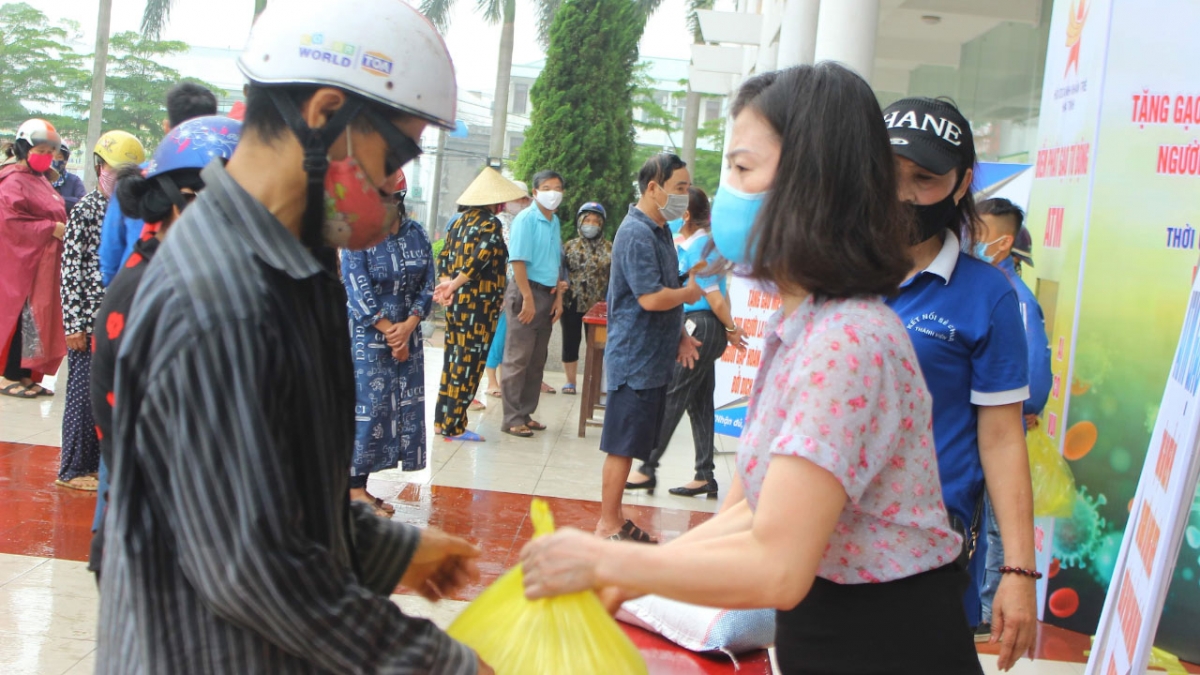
[882,97,1037,671]
[626,187,747,498]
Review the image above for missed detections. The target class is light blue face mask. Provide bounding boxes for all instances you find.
[710,183,767,265]
[973,237,1003,265]
[667,218,685,234]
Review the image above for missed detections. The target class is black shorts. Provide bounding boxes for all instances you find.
[599,384,667,462]
[775,564,983,674]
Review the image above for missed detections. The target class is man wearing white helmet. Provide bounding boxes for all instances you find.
[95,2,491,673]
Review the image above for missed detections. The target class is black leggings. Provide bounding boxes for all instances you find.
[560,306,586,364]
[4,319,31,381]
[776,565,982,674]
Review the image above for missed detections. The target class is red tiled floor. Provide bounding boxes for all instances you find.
[0,444,97,561]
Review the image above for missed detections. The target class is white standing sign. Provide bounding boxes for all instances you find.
[1085,282,1200,675]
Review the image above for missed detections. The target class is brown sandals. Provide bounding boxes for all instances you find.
[607,519,657,544]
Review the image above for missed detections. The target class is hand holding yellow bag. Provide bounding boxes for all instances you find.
[447,499,648,675]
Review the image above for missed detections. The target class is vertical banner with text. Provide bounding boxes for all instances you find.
[1054,0,1200,664]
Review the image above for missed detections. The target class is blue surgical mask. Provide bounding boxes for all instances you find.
[667,218,684,234]
[710,183,767,265]
[973,237,1003,265]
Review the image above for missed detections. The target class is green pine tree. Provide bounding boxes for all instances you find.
[512,0,645,241]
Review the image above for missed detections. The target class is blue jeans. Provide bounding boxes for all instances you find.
[486,312,507,370]
[979,492,1003,623]
[92,457,109,532]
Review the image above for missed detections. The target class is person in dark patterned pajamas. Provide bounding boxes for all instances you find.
[432,168,524,442]
[341,171,435,517]
[57,130,145,491]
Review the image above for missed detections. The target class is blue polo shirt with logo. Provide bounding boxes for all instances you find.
[886,230,1029,624]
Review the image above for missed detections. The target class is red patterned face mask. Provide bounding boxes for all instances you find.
[322,133,397,250]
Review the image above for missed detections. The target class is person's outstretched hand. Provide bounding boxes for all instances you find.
[520,528,605,599]
[399,529,481,602]
[991,575,1036,671]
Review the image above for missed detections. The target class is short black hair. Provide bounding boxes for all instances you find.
[637,153,686,194]
[733,63,913,299]
[531,170,564,190]
[978,197,1024,235]
[166,82,218,128]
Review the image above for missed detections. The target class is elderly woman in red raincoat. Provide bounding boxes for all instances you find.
[0,119,68,399]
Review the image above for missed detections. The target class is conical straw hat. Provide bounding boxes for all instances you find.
[457,167,528,207]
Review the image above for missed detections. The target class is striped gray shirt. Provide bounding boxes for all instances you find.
[96,162,476,674]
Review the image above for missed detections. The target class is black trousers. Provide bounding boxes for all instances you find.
[637,310,727,482]
[4,319,31,381]
[560,306,586,364]
[776,565,983,675]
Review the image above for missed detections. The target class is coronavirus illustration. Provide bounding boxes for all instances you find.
[1053,486,1108,569]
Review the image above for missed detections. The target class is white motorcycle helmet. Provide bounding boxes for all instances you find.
[236,0,457,247]
[15,119,61,151]
[237,0,456,130]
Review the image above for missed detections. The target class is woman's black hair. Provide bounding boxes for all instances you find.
[934,97,982,245]
[116,165,204,224]
[9,139,31,161]
[686,186,710,228]
[733,63,914,299]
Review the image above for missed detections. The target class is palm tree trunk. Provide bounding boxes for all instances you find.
[487,0,517,165]
[85,0,113,192]
[681,86,701,169]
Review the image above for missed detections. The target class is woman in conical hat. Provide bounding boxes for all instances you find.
[432,167,525,441]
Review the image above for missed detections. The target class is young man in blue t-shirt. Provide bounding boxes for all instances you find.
[596,154,702,543]
[973,198,1053,639]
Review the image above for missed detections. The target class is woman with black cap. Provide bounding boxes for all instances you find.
[882,96,1038,671]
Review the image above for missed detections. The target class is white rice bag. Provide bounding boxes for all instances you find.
[616,595,776,659]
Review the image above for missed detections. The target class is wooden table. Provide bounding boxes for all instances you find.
[578,302,607,437]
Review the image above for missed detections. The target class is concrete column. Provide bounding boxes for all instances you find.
[777,0,820,68]
[813,0,879,81]
[755,0,779,73]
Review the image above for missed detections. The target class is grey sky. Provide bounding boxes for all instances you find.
[32,0,712,94]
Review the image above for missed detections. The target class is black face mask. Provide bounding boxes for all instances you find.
[911,192,959,244]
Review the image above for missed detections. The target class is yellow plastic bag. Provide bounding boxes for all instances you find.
[447,499,648,675]
[1027,429,1077,518]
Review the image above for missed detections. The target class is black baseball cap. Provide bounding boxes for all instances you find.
[1011,226,1034,267]
[882,97,974,176]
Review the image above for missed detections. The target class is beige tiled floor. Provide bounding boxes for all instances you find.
[0,553,469,675]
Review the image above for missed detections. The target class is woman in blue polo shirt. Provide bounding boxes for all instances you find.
[882,96,1037,670]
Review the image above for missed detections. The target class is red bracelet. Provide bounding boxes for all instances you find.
[999,566,1044,580]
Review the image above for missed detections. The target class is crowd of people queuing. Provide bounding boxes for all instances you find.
[0,0,1055,671]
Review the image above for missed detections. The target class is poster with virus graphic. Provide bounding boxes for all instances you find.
[1023,0,1115,630]
[1025,0,1200,663]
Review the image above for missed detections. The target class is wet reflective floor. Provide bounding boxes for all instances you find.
[3,351,1190,674]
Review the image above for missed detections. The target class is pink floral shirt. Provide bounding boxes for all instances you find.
[736,296,963,584]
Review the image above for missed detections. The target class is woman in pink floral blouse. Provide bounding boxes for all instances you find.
[520,63,984,674]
